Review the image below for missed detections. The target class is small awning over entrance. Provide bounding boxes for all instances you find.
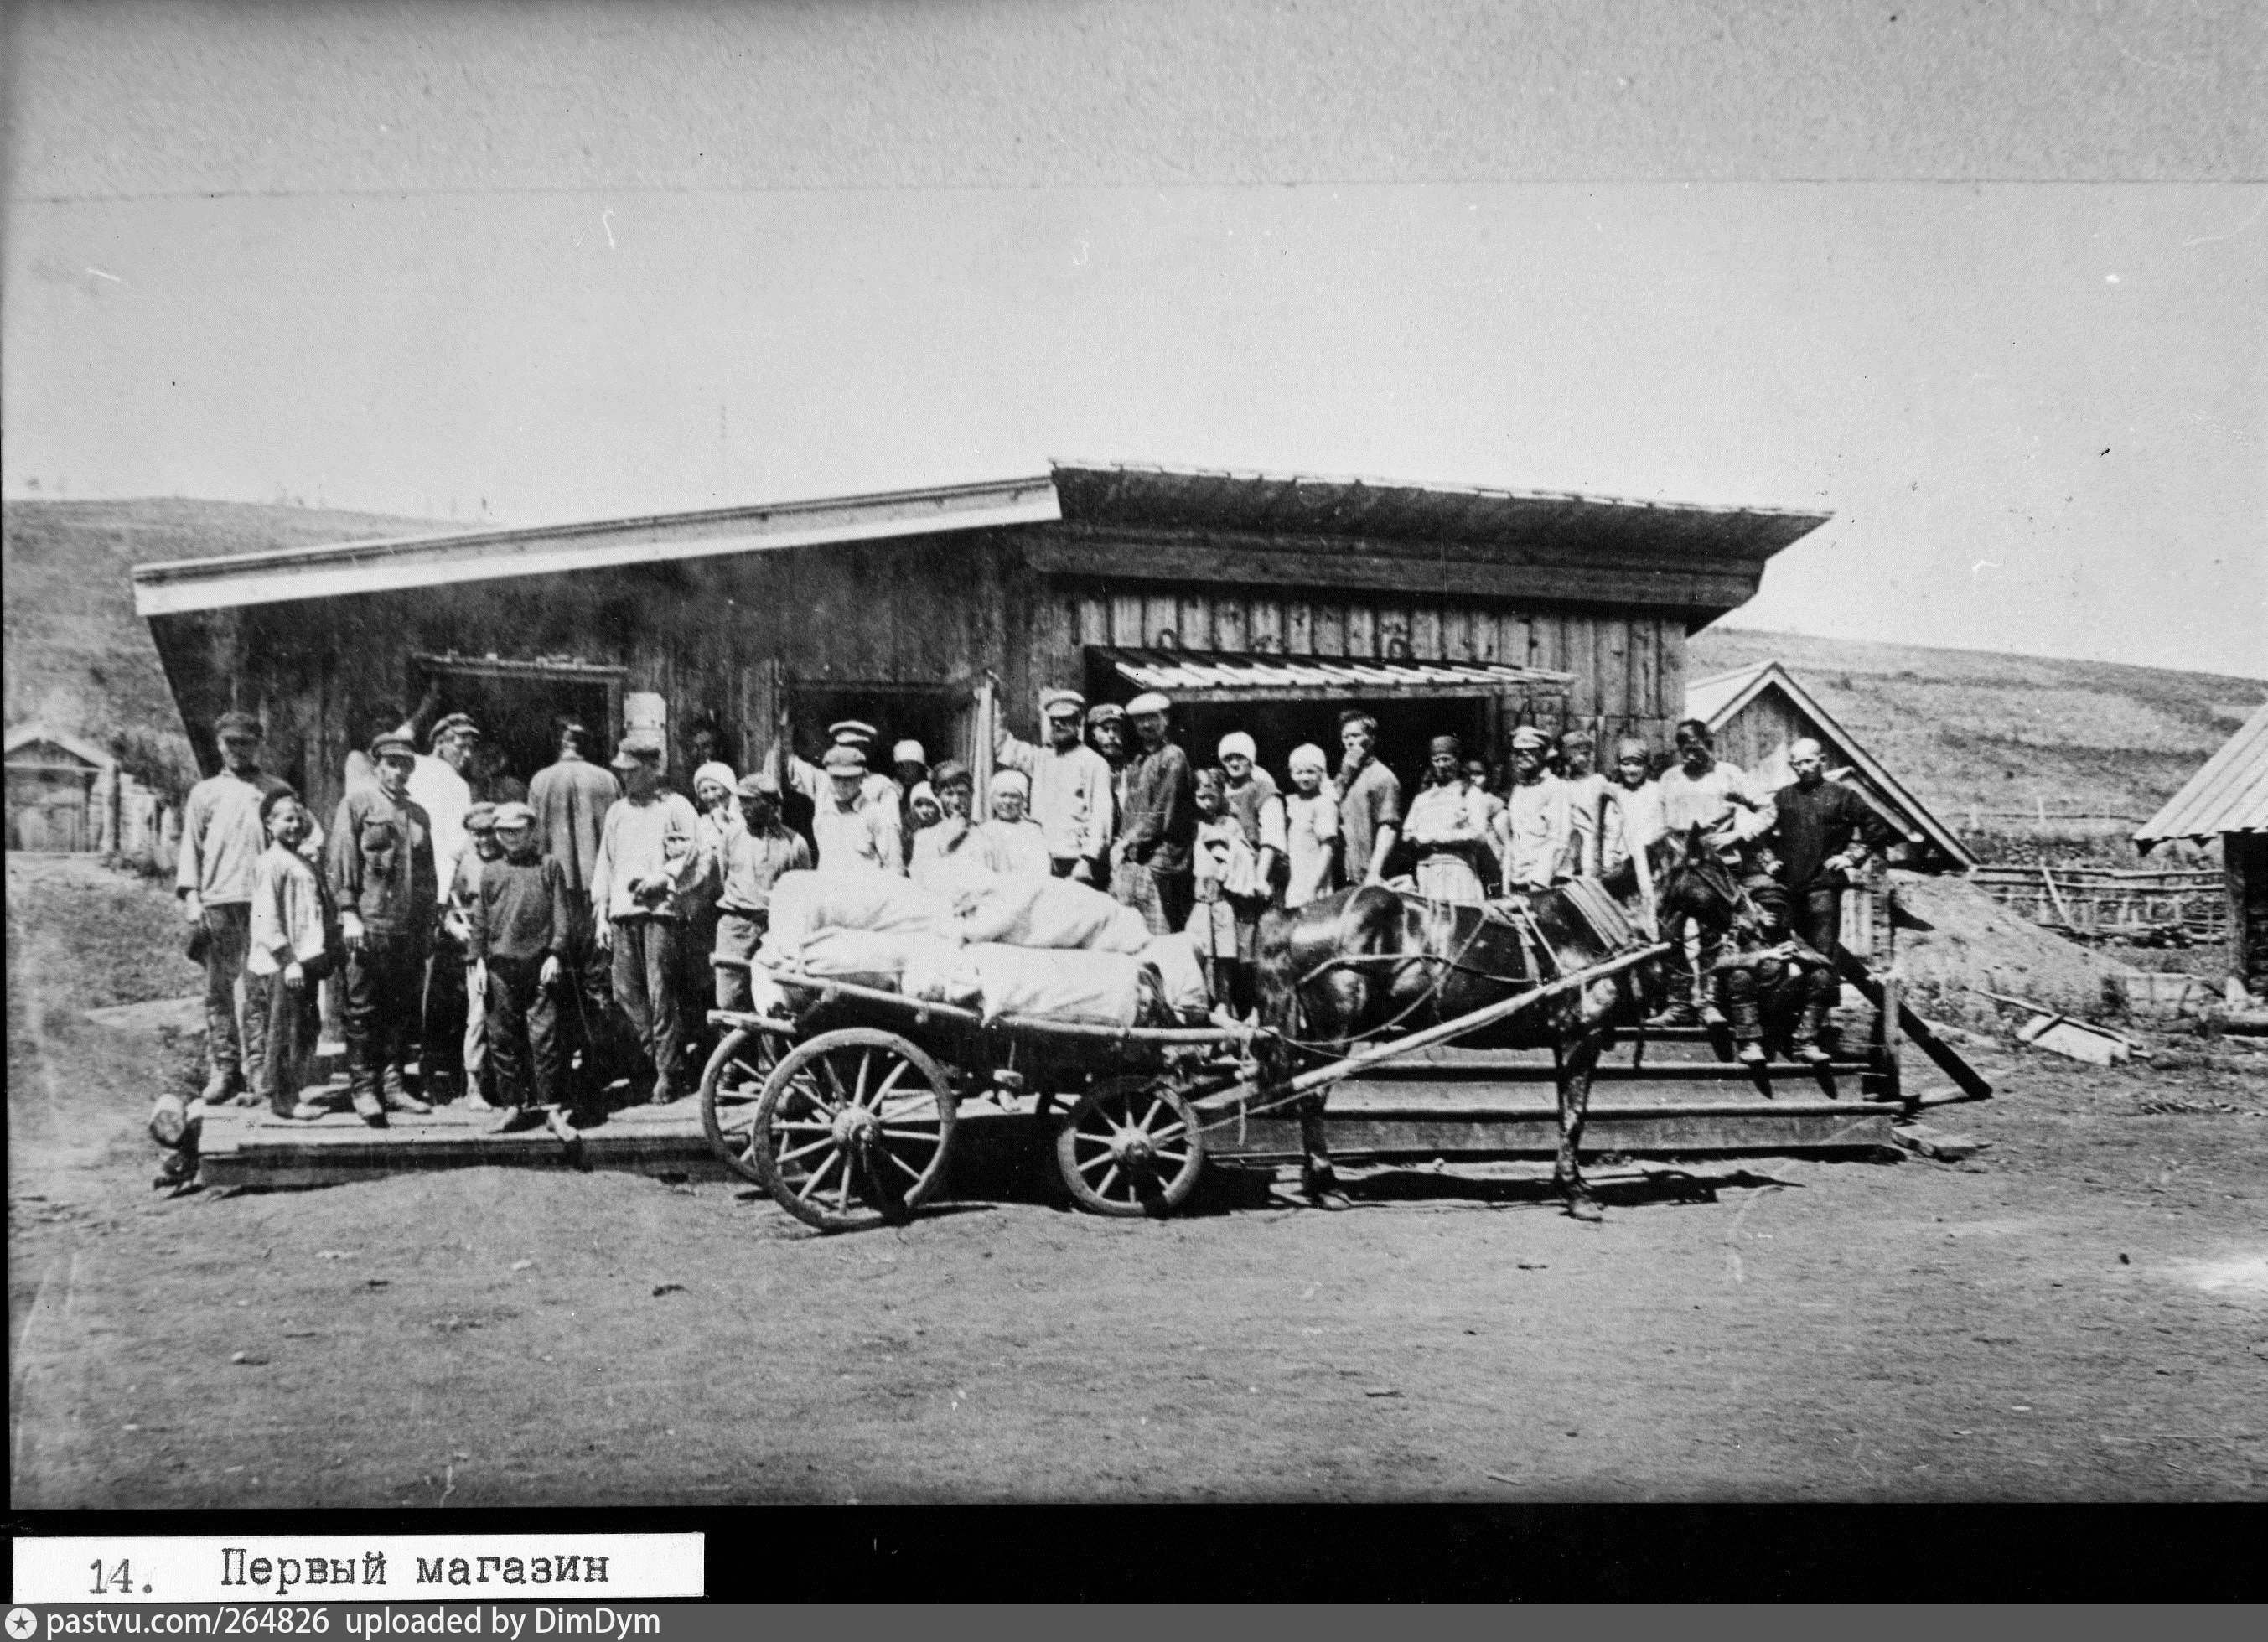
[1098,648,1574,703]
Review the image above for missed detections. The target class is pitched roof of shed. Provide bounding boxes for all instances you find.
[1054,461,1830,564]
[2135,700,2268,848]
[4,723,116,770]
[132,462,1831,617]
[1685,660,1976,869]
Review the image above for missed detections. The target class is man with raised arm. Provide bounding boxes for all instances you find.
[994,687,1116,883]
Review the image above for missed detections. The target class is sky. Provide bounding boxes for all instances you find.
[4,2,2263,678]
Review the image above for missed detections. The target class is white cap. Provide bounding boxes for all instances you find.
[1217,731,1257,762]
[893,740,926,765]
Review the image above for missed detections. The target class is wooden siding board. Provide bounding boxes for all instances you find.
[1247,597,1282,654]
[1346,604,1376,659]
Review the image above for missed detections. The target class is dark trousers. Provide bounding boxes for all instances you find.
[1793,886,1845,965]
[712,909,768,1012]
[345,930,428,1078]
[559,902,624,1090]
[422,930,469,1090]
[199,903,257,1087]
[485,956,562,1110]
[249,968,319,1114]
[611,915,682,1090]
[1157,872,1194,935]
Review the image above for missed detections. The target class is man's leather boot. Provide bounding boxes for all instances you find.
[1730,997,1767,1066]
[1793,999,1836,1065]
[379,1063,432,1114]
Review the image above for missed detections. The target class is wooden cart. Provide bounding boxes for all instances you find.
[701,943,1677,1233]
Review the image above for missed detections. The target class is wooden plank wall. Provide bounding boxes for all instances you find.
[227,535,1005,824]
[1060,580,1686,752]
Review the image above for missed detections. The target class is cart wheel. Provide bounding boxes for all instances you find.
[753,1028,957,1232]
[699,1026,783,1186]
[1055,1076,1205,1218]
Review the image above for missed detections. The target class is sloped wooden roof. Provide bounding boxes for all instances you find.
[2135,699,2268,849]
[1686,660,1976,869]
[4,723,115,771]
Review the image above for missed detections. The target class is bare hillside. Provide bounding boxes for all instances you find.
[1691,626,2266,842]
[3,499,448,795]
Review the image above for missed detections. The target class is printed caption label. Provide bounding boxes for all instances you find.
[10,1538,704,1605]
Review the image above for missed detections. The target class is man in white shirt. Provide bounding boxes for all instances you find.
[1502,726,1577,893]
[786,742,905,875]
[1557,728,1609,877]
[409,712,480,1103]
[995,687,1116,883]
[1403,735,1494,904]
[590,732,704,1103]
[1653,719,1772,1024]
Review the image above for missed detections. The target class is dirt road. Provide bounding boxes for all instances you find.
[10,854,2266,1506]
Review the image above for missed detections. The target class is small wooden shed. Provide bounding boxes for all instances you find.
[2136,699,2268,995]
[1686,660,1976,961]
[4,723,117,853]
[129,462,1830,834]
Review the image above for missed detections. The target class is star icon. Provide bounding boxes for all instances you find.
[8,1608,39,1639]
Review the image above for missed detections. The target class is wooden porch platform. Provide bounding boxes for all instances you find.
[196,1043,1900,1190]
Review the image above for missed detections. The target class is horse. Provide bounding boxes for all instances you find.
[1252,826,1750,1220]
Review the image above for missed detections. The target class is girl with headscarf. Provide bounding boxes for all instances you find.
[679,759,741,1060]
[1281,743,1342,909]
[909,760,994,899]
[1192,766,1266,1016]
[1402,734,1494,904]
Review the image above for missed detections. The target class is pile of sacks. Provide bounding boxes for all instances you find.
[753,868,1210,1029]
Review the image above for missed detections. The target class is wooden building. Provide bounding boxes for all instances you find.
[1685,660,1975,960]
[2136,699,2268,995]
[131,463,1830,832]
[4,723,117,853]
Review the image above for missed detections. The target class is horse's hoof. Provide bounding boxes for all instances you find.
[1564,1193,1604,1223]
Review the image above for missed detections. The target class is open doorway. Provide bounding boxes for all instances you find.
[783,678,996,835]
[412,655,624,793]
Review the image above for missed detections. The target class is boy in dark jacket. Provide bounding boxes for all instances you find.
[470,802,575,1133]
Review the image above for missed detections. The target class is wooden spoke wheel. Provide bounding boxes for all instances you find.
[698,1026,784,1186]
[753,1028,958,1233]
[1055,1076,1205,1219]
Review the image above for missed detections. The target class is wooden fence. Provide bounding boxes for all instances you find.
[1970,864,2226,942]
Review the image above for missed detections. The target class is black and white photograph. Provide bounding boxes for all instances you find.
[6,0,2264,1546]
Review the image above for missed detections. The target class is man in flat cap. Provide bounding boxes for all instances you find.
[329,729,440,1123]
[466,800,576,1131]
[995,688,1115,884]
[712,769,812,1013]
[173,710,297,1114]
[1334,710,1401,888]
[781,739,904,876]
[590,732,703,1103]
[1501,725,1577,894]
[1111,692,1197,934]
[807,719,901,809]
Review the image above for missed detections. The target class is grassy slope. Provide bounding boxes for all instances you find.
[3,499,448,794]
[1690,625,2267,831]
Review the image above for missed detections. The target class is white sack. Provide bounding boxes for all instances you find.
[768,867,961,948]
[1141,931,1212,1022]
[790,929,966,994]
[902,943,985,1007]
[955,875,1153,953]
[967,943,1146,1028]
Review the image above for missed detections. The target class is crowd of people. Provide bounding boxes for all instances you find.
[153,684,1886,1187]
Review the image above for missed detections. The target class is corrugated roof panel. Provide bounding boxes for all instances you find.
[2136,702,2268,843]
[1101,648,1574,698]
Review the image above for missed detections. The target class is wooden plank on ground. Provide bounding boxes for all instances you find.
[1835,950,1993,1101]
[1206,1101,1896,1163]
